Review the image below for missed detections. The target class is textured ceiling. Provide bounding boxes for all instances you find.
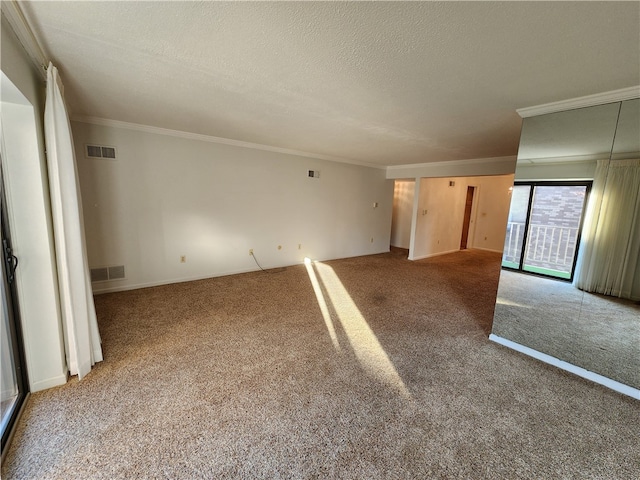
[19,1,640,167]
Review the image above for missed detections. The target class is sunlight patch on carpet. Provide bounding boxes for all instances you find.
[310,260,412,399]
[495,297,533,308]
[304,257,341,351]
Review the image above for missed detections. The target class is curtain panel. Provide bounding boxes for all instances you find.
[576,158,640,299]
[44,62,103,379]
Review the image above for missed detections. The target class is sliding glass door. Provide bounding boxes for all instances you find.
[1,169,28,454]
[502,182,591,281]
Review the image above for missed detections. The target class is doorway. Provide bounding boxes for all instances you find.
[460,186,475,249]
[390,179,415,251]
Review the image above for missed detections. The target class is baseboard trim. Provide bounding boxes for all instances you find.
[30,374,67,393]
[489,334,639,399]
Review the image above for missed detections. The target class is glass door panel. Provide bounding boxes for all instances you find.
[502,185,531,268]
[0,166,28,454]
[522,185,588,279]
[1,274,20,437]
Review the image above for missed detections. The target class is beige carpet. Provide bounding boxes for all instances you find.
[2,250,639,479]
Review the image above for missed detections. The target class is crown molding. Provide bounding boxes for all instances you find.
[70,115,385,170]
[517,86,640,118]
[1,1,49,80]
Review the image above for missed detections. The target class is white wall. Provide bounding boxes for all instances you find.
[387,156,516,180]
[412,175,514,260]
[1,17,67,392]
[72,121,394,293]
[390,180,414,249]
[515,160,596,181]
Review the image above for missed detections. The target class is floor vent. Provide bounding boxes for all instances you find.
[86,144,117,159]
[90,265,125,282]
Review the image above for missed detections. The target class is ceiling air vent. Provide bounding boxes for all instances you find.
[85,144,117,159]
[90,265,125,282]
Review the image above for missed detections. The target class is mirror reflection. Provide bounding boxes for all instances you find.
[491,98,640,392]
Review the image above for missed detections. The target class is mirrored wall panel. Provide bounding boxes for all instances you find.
[491,98,640,391]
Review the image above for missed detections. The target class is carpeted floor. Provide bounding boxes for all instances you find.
[2,250,639,479]
[492,269,640,388]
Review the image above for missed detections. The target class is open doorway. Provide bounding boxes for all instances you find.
[390,179,415,258]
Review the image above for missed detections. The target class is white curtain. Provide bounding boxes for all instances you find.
[44,62,103,379]
[575,158,640,299]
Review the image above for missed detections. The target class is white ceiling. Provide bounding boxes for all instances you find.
[19,1,640,167]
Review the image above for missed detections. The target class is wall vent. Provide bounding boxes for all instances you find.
[308,170,320,179]
[108,265,125,280]
[90,265,125,282]
[90,267,109,282]
[86,144,117,159]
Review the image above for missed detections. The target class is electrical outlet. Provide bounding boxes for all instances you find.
[180,255,186,263]
[249,249,253,255]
